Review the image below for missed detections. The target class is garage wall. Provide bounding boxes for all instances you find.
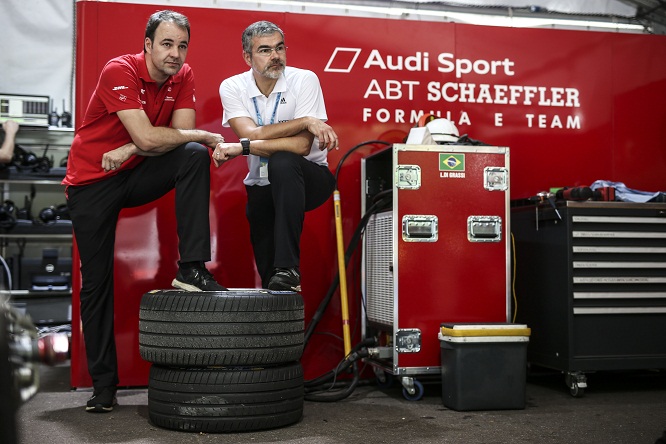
[0,0,644,122]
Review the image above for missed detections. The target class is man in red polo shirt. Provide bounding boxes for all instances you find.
[63,9,226,413]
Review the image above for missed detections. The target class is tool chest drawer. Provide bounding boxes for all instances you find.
[511,201,666,374]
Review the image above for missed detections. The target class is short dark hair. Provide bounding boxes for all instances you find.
[144,10,190,52]
[242,21,284,53]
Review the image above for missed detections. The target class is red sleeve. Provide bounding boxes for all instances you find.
[96,58,144,114]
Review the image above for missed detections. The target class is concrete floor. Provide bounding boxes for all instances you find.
[13,362,666,444]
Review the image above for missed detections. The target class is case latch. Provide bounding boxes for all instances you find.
[396,164,421,190]
[396,329,421,353]
[484,167,508,191]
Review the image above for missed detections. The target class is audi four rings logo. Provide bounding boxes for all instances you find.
[324,48,362,73]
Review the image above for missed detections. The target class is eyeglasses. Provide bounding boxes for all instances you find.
[255,44,287,57]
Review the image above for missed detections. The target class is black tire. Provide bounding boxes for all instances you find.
[148,362,304,433]
[139,289,304,367]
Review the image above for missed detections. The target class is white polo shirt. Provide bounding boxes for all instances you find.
[220,66,329,186]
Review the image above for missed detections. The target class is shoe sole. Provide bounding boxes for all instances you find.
[172,279,203,292]
[85,405,114,413]
[85,401,117,413]
[268,283,302,292]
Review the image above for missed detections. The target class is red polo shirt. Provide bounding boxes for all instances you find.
[63,52,196,186]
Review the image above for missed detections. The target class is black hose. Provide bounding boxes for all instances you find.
[304,362,361,402]
[303,343,374,402]
[304,194,392,346]
[304,140,391,346]
[334,140,391,184]
[305,338,375,389]
[301,140,393,403]
[304,352,362,391]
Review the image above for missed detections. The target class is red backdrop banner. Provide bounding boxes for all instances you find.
[70,1,666,387]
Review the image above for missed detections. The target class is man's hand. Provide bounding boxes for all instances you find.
[212,142,242,168]
[2,120,19,137]
[305,117,339,151]
[202,133,225,151]
[102,143,137,172]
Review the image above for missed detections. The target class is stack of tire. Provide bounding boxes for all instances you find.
[138,289,305,433]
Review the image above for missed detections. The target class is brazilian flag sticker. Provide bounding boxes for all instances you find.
[440,153,465,171]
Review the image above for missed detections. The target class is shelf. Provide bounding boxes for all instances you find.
[5,289,72,326]
[11,127,74,148]
[0,220,72,238]
[0,166,66,183]
[1,289,71,298]
[0,129,73,326]
[0,234,71,240]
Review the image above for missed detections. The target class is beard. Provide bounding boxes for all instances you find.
[262,61,285,80]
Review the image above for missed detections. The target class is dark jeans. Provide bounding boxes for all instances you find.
[246,151,335,288]
[66,142,212,389]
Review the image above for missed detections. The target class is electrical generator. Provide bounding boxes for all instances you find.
[361,143,511,399]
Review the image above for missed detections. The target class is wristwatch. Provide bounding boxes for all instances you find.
[240,138,250,156]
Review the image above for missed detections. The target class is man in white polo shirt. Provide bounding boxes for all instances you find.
[216,20,338,292]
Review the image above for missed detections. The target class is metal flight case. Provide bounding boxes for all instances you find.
[361,143,511,400]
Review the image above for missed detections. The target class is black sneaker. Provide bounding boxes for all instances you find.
[172,265,228,291]
[267,268,301,292]
[86,386,117,413]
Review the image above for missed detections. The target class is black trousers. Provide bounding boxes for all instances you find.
[245,151,335,288]
[66,142,212,389]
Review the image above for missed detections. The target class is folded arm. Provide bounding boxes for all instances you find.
[101,108,223,172]
[210,116,315,167]
[117,108,222,152]
[230,115,338,151]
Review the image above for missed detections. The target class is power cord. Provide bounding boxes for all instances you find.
[303,140,392,402]
[304,338,376,402]
[0,254,13,292]
[304,191,392,347]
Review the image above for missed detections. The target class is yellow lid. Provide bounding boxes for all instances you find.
[440,324,531,338]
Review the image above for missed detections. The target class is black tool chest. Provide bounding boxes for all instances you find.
[511,201,666,395]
